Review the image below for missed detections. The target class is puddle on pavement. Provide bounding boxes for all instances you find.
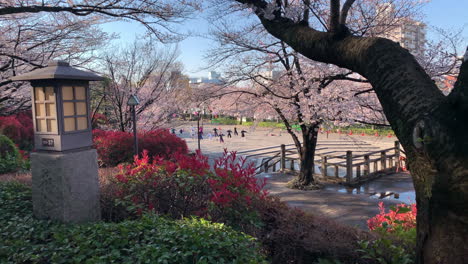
[326,184,415,203]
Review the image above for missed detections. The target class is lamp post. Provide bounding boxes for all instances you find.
[195,110,201,151]
[127,94,140,157]
[10,60,103,223]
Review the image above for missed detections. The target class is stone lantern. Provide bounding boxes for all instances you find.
[11,60,103,223]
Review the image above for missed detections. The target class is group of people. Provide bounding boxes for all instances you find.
[171,126,248,143]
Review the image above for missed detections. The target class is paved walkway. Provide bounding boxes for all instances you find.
[260,172,414,229]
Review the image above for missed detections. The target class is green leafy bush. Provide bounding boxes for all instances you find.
[0,182,267,264]
[0,134,22,174]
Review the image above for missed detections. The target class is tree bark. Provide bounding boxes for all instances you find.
[297,125,319,186]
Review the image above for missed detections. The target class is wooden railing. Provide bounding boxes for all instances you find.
[254,141,405,185]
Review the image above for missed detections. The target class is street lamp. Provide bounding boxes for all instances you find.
[127,94,140,157]
[10,60,103,223]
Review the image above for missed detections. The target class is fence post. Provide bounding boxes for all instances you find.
[364,155,370,176]
[381,151,387,170]
[280,144,286,172]
[264,159,269,173]
[290,159,295,171]
[394,141,400,168]
[321,156,327,178]
[334,165,339,178]
[346,151,353,183]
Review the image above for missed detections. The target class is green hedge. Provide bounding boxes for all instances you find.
[0,182,267,264]
[210,117,238,125]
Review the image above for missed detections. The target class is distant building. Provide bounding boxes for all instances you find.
[376,3,426,56]
[189,71,224,84]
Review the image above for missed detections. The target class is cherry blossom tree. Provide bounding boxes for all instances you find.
[205,12,385,187]
[97,40,183,131]
[0,12,110,115]
[221,0,467,262]
[0,0,199,42]
[0,0,198,115]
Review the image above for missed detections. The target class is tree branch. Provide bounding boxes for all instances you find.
[329,0,340,33]
[339,0,356,25]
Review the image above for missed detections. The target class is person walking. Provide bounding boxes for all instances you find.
[219,133,225,144]
[234,127,238,136]
[227,129,232,138]
[213,127,218,137]
[171,128,176,134]
[241,130,247,141]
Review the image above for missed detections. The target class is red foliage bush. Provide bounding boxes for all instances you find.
[367,202,417,231]
[93,129,188,167]
[0,111,34,150]
[139,130,188,159]
[107,150,266,227]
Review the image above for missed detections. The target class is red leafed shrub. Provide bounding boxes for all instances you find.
[0,111,34,150]
[209,150,267,207]
[139,129,188,159]
[92,129,188,167]
[93,130,134,167]
[106,149,266,230]
[367,202,417,231]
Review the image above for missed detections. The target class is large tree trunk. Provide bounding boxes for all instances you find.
[240,8,468,263]
[297,125,319,186]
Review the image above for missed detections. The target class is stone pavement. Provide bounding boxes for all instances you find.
[177,124,396,159]
[260,172,414,229]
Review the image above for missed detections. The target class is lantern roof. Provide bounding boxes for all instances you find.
[10,60,104,81]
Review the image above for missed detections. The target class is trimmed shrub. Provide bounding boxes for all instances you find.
[0,182,267,264]
[93,129,188,167]
[0,112,34,150]
[107,150,266,231]
[0,135,22,174]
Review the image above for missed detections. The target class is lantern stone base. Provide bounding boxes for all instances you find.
[31,149,101,223]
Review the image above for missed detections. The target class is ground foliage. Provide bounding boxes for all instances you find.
[0,182,267,264]
[101,149,379,263]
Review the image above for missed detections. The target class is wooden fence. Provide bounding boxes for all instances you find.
[252,141,405,185]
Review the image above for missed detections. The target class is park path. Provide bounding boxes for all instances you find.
[260,172,414,229]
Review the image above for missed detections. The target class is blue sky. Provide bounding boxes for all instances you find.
[101,0,468,77]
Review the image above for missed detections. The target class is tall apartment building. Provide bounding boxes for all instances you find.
[376,3,426,56]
